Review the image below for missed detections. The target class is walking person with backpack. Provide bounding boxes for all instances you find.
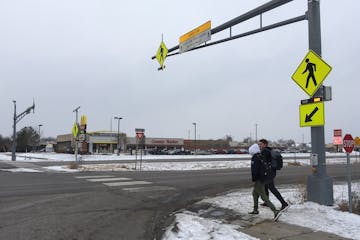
[258,139,289,211]
[248,143,280,220]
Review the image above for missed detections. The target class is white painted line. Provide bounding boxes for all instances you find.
[103,181,152,187]
[87,177,131,182]
[123,186,176,192]
[75,175,114,179]
[0,168,43,173]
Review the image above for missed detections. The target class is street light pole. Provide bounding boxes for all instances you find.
[193,122,197,155]
[73,106,80,162]
[38,124,43,151]
[114,117,123,156]
[255,123,258,142]
[12,101,17,161]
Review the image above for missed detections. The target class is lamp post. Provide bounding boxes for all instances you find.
[114,117,123,155]
[192,122,197,155]
[255,123,258,142]
[12,101,17,161]
[38,124,43,151]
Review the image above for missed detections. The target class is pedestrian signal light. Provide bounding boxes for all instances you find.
[301,97,323,105]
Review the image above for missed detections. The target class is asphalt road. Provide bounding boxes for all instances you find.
[1,163,359,240]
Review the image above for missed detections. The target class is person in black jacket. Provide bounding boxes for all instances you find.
[248,143,280,218]
[259,139,289,210]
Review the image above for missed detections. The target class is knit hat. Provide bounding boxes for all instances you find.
[249,143,260,156]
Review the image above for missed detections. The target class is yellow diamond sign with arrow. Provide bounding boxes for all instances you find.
[156,41,168,70]
[299,101,325,127]
[292,50,332,97]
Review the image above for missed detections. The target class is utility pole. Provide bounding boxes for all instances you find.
[306,0,333,205]
[38,124,43,151]
[255,123,258,142]
[11,100,35,161]
[73,106,80,162]
[110,117,112,132]
[193,122,197,155]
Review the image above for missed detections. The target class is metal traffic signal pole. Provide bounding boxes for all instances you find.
[306,0,333,205]
[151,0,333,206]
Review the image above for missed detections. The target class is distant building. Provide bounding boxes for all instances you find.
[56,131,184,154]
[56,131,250,154]
[56,134,73,153]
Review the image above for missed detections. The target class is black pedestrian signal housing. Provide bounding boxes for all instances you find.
[301,97,322,105]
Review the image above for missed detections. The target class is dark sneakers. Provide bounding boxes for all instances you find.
[281,203,289,211]
[273,210,282,221]
[248,210,259,214]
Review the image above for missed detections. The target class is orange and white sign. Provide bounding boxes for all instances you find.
[179,21,211,43]
[179,20,211,53]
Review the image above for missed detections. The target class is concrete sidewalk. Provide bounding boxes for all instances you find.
[242,220,349,240]
[190,203,349,240]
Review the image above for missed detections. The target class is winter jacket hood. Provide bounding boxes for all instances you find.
[249,143,260,156]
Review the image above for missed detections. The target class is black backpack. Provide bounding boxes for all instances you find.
[271,149,283,170]
[260,155,274,179]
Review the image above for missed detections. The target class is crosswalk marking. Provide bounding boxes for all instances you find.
[87,177,131,182]
[75,175,114,179]
[103,181,151,187]
[123,186,176,192]
[73,175,177,193]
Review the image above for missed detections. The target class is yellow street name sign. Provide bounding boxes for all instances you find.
[292,50,332,97]
[179,20,211,44]
[179,20,211,53]
[299,101,325,127]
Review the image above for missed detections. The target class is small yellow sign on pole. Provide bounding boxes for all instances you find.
[72,123,79,138]
[292,50,332,97]
[156,41,168,70]
[299,102,325,127]
[354,136,360,146]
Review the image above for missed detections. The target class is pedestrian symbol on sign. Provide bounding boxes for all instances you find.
[302,58,317,88]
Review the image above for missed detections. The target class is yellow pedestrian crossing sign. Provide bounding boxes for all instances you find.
[292,50,332,97]
[72,123,79,138]
[156,41,168,70]
[299,102,325,127]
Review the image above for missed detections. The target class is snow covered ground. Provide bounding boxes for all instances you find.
[1,152,360,239]
[0,152,359,172]
[163,182,360,240]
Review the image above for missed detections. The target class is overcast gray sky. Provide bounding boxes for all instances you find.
[1,0,359,143]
